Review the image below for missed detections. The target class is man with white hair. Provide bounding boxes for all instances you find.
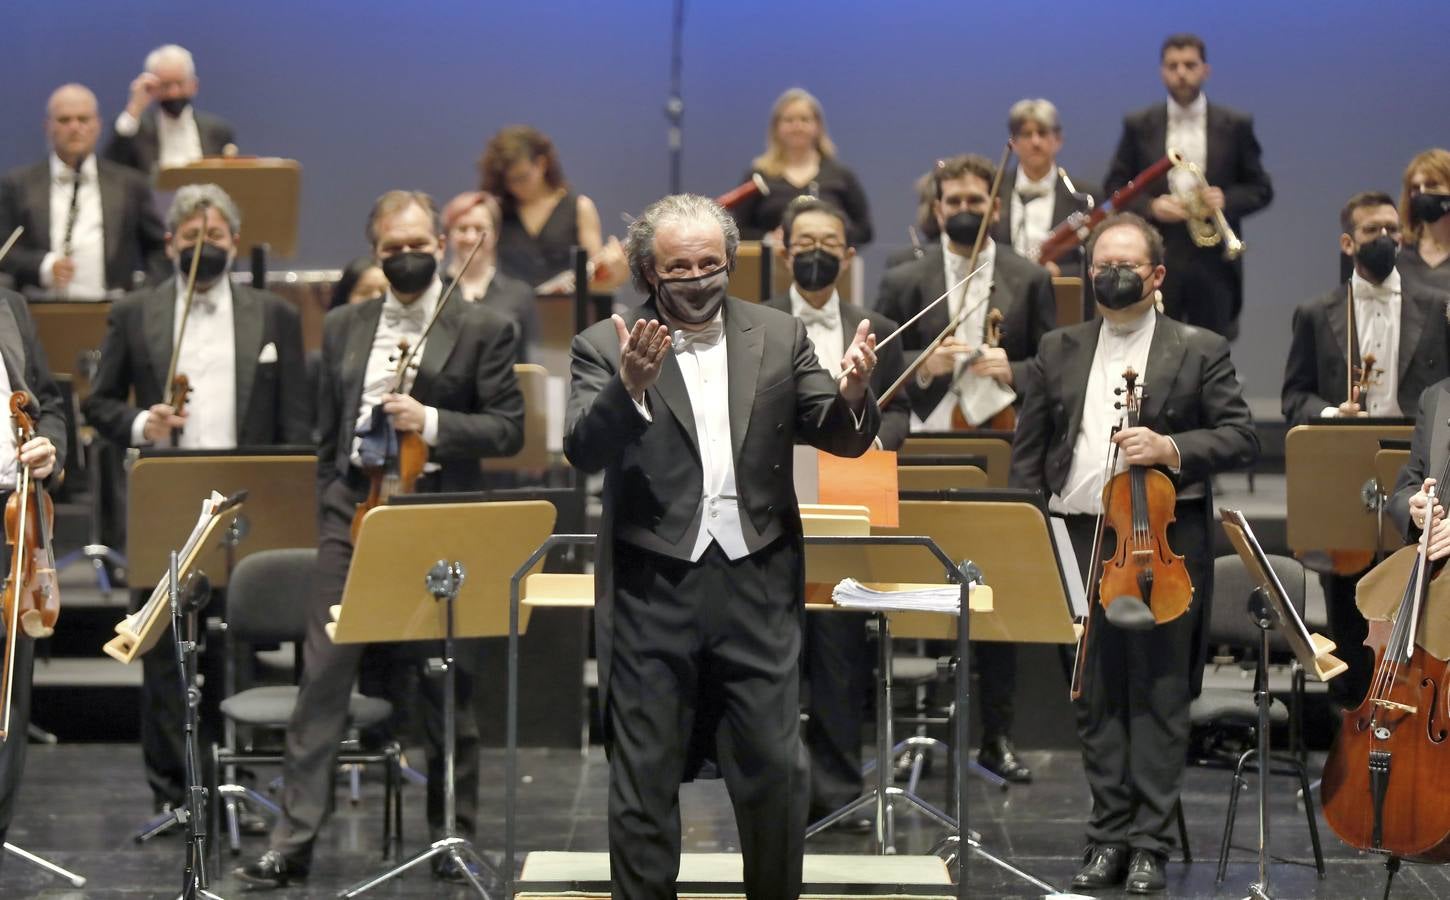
[566,193,881,898]
[106,44,237,176]
[991,97,1099,275]
[0,84,167,296]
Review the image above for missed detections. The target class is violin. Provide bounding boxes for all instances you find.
[949,308,1016,432]
[1320,448,1450,867]
[1097,368,1193,630]
[0,391,60,741]
[163,222,210,448]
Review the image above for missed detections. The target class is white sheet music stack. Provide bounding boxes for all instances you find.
[831,578,982,615]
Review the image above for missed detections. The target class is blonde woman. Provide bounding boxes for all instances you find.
[1399,148,1450,294]
[731,88,873,246]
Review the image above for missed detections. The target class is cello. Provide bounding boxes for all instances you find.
[0,391,60,741]
[1320,448,1450,883]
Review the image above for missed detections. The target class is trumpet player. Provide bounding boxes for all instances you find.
[1104,33,1273,340]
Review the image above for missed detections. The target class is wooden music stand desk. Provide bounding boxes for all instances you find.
[1285,422,1413,571]
[157,158,301,259]
[899,434,1014,487]
[29,300,112,396]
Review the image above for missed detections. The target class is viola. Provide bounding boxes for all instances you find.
[0,391,60,741]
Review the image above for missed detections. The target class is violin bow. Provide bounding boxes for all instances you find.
[388,227,491,396]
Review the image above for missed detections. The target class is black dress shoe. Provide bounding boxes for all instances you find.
[1071,843,1130,890]
[977,736,1033,783]
[1125,848,1167,894]
[234,850,309,889]
[433,852,484,883]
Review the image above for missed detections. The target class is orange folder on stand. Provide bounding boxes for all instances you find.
[795,447,899,527]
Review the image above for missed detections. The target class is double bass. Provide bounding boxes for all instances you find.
[0,391,60,741]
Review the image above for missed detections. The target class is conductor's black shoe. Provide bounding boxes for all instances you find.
[234,850,309,888]
[1125,848,1167,894]
[433,852,484,883]
[977,736,1033,783]
[1071,843,1130,890]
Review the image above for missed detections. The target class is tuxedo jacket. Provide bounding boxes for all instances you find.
[874,242,1056,421]
[315,295,523,493]
[104,108,236,176]
[1009,315,1259,502]
[0,290,67,483]
[762,293,910,451]
[1281,283,1450,425]
[0,158,168,292]
[1390,378,1450,539]
[566,296,880,695]
[991,164,1099,272]
[82,279,312,448]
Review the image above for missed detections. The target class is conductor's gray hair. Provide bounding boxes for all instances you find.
[166,184,241,235]
[145,44,197,79]
[625,194,739,292]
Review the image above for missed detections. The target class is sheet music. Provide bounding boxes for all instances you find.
[830,578,980,614]
[116,491,225,637]
[1051,516,1088,617]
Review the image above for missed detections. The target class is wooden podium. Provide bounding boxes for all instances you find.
[157,158,301,258]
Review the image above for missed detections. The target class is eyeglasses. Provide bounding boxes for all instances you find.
[1089,261,1151,274]
[787,237,845,254]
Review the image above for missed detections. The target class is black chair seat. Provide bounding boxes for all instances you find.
[220,685,392,729]
[1189,686,1288,726]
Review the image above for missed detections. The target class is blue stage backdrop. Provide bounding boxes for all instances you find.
[3,0,1447,396]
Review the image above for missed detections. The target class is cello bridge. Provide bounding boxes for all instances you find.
[1371,698,1417,714]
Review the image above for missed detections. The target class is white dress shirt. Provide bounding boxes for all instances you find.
[790,285,844,374]
[1050,310,1159,515]
[1323,269,1403,418]
[0,359,16,490]
[670,316,748,561]
[41,154,106,298]
[115,106,204,169]
[1166,94,1208,199]
[131,276,238,448]
[1010,166,1057,260]
[349,280,442,466]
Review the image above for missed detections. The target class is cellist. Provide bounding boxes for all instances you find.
[1390,376,1450,555]
[237,190,523,889]
[1010,212,1257,894]
[0,285,64,867]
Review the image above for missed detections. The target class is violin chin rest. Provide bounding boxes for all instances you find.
[19,610,53,640]
[1105,595,1157,631]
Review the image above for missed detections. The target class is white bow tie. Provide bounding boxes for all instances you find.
[672,320,724,351]
[796,304,837,330]
[383,301,427,330]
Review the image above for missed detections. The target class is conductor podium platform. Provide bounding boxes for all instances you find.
[516,851,954,898]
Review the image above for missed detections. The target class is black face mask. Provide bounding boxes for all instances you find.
[791,249,841,292]
[943,211,985,246]
[381,251,438,295]
[655,267,729,325]
[1091,265,1150,311]
[1355,234,1399,283]
[158,97,190,118]
[176,242,230,284]
[1411,191,1450,225]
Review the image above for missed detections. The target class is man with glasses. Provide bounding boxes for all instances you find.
[1011,212,1258,893]
[566,193,880,898]
[1281,191,1450,709]
[763,197,908,829]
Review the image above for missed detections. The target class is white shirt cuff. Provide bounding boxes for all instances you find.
[130,410,152,447]
[632,394,653,423]
[422,406,440,446]
[849,403,867,432]
[1167,436,1183,475]
[39,252,57,288]
[1320,405,1341,419]
[115,110,140,137]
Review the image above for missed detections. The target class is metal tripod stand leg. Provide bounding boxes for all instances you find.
[3,843,86,887]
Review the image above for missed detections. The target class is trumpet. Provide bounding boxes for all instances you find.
[1168,148,1244,260]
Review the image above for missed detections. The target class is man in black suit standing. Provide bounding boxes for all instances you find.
[567,193,879,899]
[237,190,523,888]
[105,44,236,178]
[0,289,65,867]
[82,182,310,822]
[1390,378,1450,551]
[0,84,167,296]
[1282,191,1450,706]
[992,98,1098,276]
[763,197,908,826]
[875,153,1054,783]
[1104,33,1272,339]
[1012,213,1258,893]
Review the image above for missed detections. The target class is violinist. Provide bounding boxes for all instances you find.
[1281,191,1450,707]
[237,190,523,888]
[82,183,310,821]
[0,287,63,866]
[876,153,1056,432]
[1010,212,1257,893]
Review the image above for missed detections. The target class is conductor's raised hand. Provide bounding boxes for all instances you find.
[614,314,672,403]
[838,318,877,407]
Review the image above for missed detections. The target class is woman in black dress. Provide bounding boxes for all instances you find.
[731,88,873,247]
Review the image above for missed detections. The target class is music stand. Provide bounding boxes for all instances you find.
[334,499,556,899]
[157,159,301,264]
[1285,421,1413,573]
[899,433,1014,487]
[1220,509,1345,900]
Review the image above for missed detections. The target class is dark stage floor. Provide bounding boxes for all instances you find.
[1,743,1442,899]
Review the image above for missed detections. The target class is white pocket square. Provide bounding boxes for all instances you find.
[257,342,278,363]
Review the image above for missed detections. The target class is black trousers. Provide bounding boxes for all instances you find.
[1159,232,1241,340]
[1063,507,1210,857]
[1319,570,1374,709]
[269,477,480,858]
[607,539,806,900]
[0,531,34,860]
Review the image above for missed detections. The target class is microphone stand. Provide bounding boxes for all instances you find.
[664,0,685,193]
